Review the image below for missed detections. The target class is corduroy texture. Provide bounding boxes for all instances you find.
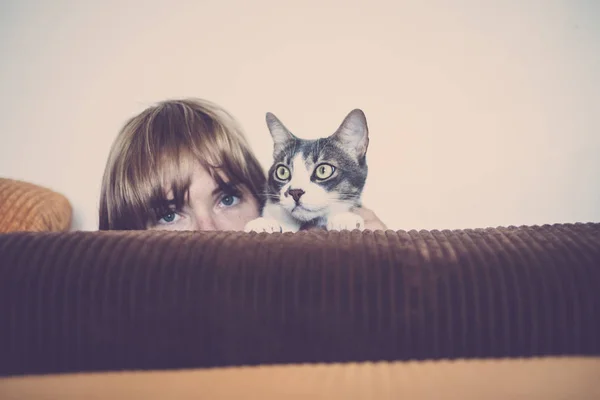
[0,223,598,377]
[0,178,72,233]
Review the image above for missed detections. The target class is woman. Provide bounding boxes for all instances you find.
[99,98,386,231]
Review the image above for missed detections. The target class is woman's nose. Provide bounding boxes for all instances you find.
[193,214,217,231]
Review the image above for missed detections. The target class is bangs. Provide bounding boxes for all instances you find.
[107,100,260,229]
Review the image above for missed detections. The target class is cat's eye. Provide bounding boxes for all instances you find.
[314,163,335,180]
[275,165,291,181]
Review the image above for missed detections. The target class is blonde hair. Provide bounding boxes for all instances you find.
[99,98,266,230]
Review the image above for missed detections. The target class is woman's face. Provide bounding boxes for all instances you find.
[147,162,260,231]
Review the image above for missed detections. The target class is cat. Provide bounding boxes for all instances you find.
[244,108,370,233]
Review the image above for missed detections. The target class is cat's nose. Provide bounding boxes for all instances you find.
[287,188,305,203]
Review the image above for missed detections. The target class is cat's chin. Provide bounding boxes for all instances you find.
[288,205,326,222]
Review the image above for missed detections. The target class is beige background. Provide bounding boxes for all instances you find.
[1,0,598,231]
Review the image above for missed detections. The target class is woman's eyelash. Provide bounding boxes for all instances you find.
[153,205,177,220]
[219,185,243,199]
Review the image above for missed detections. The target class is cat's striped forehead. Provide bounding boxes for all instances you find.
[274,137,354,167]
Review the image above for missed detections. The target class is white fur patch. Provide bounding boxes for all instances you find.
[244,202,302,233]
[327,211,365,231]
[244,217,282,233]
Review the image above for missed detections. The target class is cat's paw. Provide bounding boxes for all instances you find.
[244,217,283,233]
[327,212,365,231]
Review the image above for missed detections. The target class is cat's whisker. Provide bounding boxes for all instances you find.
[333,192,361,196]
[332,194,362,199]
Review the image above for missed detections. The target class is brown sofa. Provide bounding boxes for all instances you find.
[0,178,599,398]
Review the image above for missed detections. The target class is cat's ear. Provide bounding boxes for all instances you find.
[266,112,296,154]
[332,109,369,159]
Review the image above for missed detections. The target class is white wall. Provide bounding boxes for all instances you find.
[1,0,599,231]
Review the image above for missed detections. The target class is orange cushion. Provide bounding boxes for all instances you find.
[0,178,72,232]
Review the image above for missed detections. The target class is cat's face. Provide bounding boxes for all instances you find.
[263,109,369,222]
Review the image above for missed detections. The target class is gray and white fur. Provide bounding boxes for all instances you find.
[244,109,370,233]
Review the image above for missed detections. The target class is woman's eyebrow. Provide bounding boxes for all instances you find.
[212,186,229,196]
[213,181,240,196]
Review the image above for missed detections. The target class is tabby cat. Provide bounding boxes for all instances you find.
[244,109,370,233]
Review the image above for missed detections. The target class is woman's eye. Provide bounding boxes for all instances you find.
[158,211,180,224]
[220,194,240,207]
